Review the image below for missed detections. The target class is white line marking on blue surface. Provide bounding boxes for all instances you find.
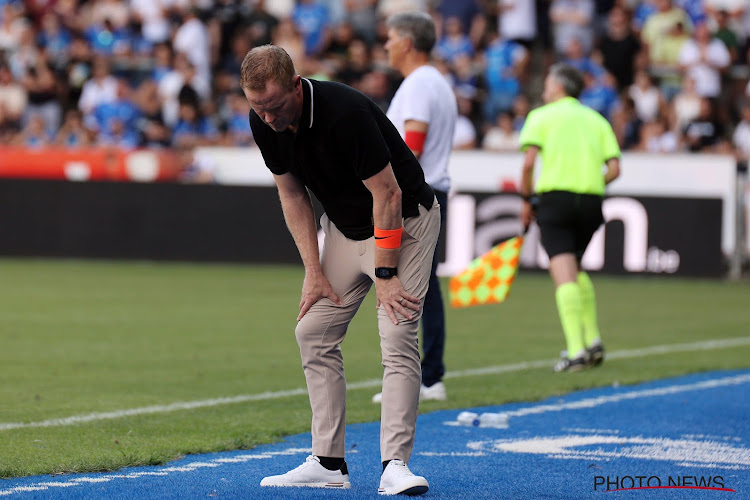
[0,449,312,497]
[1,337,749,432]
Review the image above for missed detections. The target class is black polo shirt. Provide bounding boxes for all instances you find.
[250,78,432,241]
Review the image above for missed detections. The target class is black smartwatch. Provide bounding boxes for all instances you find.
[375,267,398,279]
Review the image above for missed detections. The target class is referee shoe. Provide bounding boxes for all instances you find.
[260,455,351,489]
[553,351,587,373]
[586,344,605,367]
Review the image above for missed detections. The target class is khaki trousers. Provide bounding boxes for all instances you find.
[295,199,440,463]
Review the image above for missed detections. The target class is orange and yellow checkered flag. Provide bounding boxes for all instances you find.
[449,235,524,308]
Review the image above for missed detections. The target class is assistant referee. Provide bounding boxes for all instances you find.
[518,64,621,372]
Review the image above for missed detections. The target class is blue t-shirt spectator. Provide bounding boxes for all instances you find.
[91,99,141,136]
[226,113,253,146]
[436,34,474,64]
[85,23,133,55]
[292,2,330,56]
[38,27,71,61]
[580,81,620,121]
[172,116,219,146]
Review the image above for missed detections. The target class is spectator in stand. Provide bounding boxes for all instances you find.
[482,110,519,152]
[173,7,211,95]
[99,117,140,149]
[16,113,51,148]
[133,80,170,148]
[172,99,219,147]
[224,89,253,146]
[550,0,595,56]
[129,0,170,45]
[243,0,278,48]
[611,96,643,150]
[292,0,331,57]
[482,28,528,124]
[640,0,693,92]
[23,60,60,134]
[0,62,26,138]
[344,0,377,44]
[629,69,665,124]
[597,5,642,90]
[151,41,173,84]
[9,24,40,81]
[710,9,742,62]
[159,54,210,127]
[579,71,620,122]
[0,3,25,55]
[640,114,679,152]
[453,90,477,150]
[55,109,89,148]
[272,17,306,65]
[84,18,132,57]
[683,96,727,152]
[448,53,479,101]
[436,0,486,48]
[678,22,731,99]
[176,145,217,183]
[434,16,474,65]
[562,37,604,80]
[732,102,750,160]
[88,0,130,32]
[671,75,702,134]
[511,94,530,131]
[335,38,371,87]
[78,56,117,118]
[37,12,72,69]
[88,79,141,144]
[65,35,93,110]
[498,0,537,49]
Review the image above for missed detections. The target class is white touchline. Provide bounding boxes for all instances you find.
[1,337,749,432]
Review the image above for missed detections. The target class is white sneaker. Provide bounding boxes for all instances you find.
[378,459,429,496]
[420,381,447,401]
[372,382,447,404]
[260,455,351,489]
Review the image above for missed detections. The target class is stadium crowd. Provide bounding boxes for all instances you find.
[1,0,750,160]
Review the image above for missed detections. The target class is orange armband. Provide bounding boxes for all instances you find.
[374,227,403,249]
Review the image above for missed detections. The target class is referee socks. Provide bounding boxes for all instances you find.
[555,282,585,359]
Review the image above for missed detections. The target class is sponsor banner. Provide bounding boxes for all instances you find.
[0,147,180,182]
[439,193,723,277]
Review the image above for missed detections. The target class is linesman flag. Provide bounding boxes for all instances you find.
[449,235,524,308]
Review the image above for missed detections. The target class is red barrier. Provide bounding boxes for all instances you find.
[0,147,181,182]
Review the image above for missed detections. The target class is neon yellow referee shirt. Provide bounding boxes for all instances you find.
[519,97,620,196]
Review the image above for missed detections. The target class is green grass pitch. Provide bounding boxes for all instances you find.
[0,258,748,478]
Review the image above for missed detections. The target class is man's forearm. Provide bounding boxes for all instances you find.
[279,190,322,273]
[372,187,402,268]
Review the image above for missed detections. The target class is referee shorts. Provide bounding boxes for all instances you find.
[536,190,604,261]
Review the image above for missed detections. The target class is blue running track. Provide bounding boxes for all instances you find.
[1,370,748,499]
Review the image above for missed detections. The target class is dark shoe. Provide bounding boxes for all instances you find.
[586,344,605,367]
[554,356,587,373]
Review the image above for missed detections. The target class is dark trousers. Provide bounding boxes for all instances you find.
[421,189,447,387]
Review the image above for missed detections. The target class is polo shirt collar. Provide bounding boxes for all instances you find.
[299,78,314,130]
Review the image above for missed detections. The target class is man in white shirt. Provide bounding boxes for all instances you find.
[373,11,457,403]
[678,22,731,98]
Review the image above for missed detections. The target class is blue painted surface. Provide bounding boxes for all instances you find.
[2,370,748,499]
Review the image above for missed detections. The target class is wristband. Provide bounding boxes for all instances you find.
[374,227,403,249]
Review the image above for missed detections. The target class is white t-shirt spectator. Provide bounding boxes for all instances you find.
[78,76,117,115]
[733,120,750,159]
[482,127,520,151]
[130,0,170,43]
[498,0,536,42]
[387,65,457,192]
[452,115,476,149]
[173,17,211,93]
[550,0,595,55]
[628,84,661,123]
[678,39,731,98]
